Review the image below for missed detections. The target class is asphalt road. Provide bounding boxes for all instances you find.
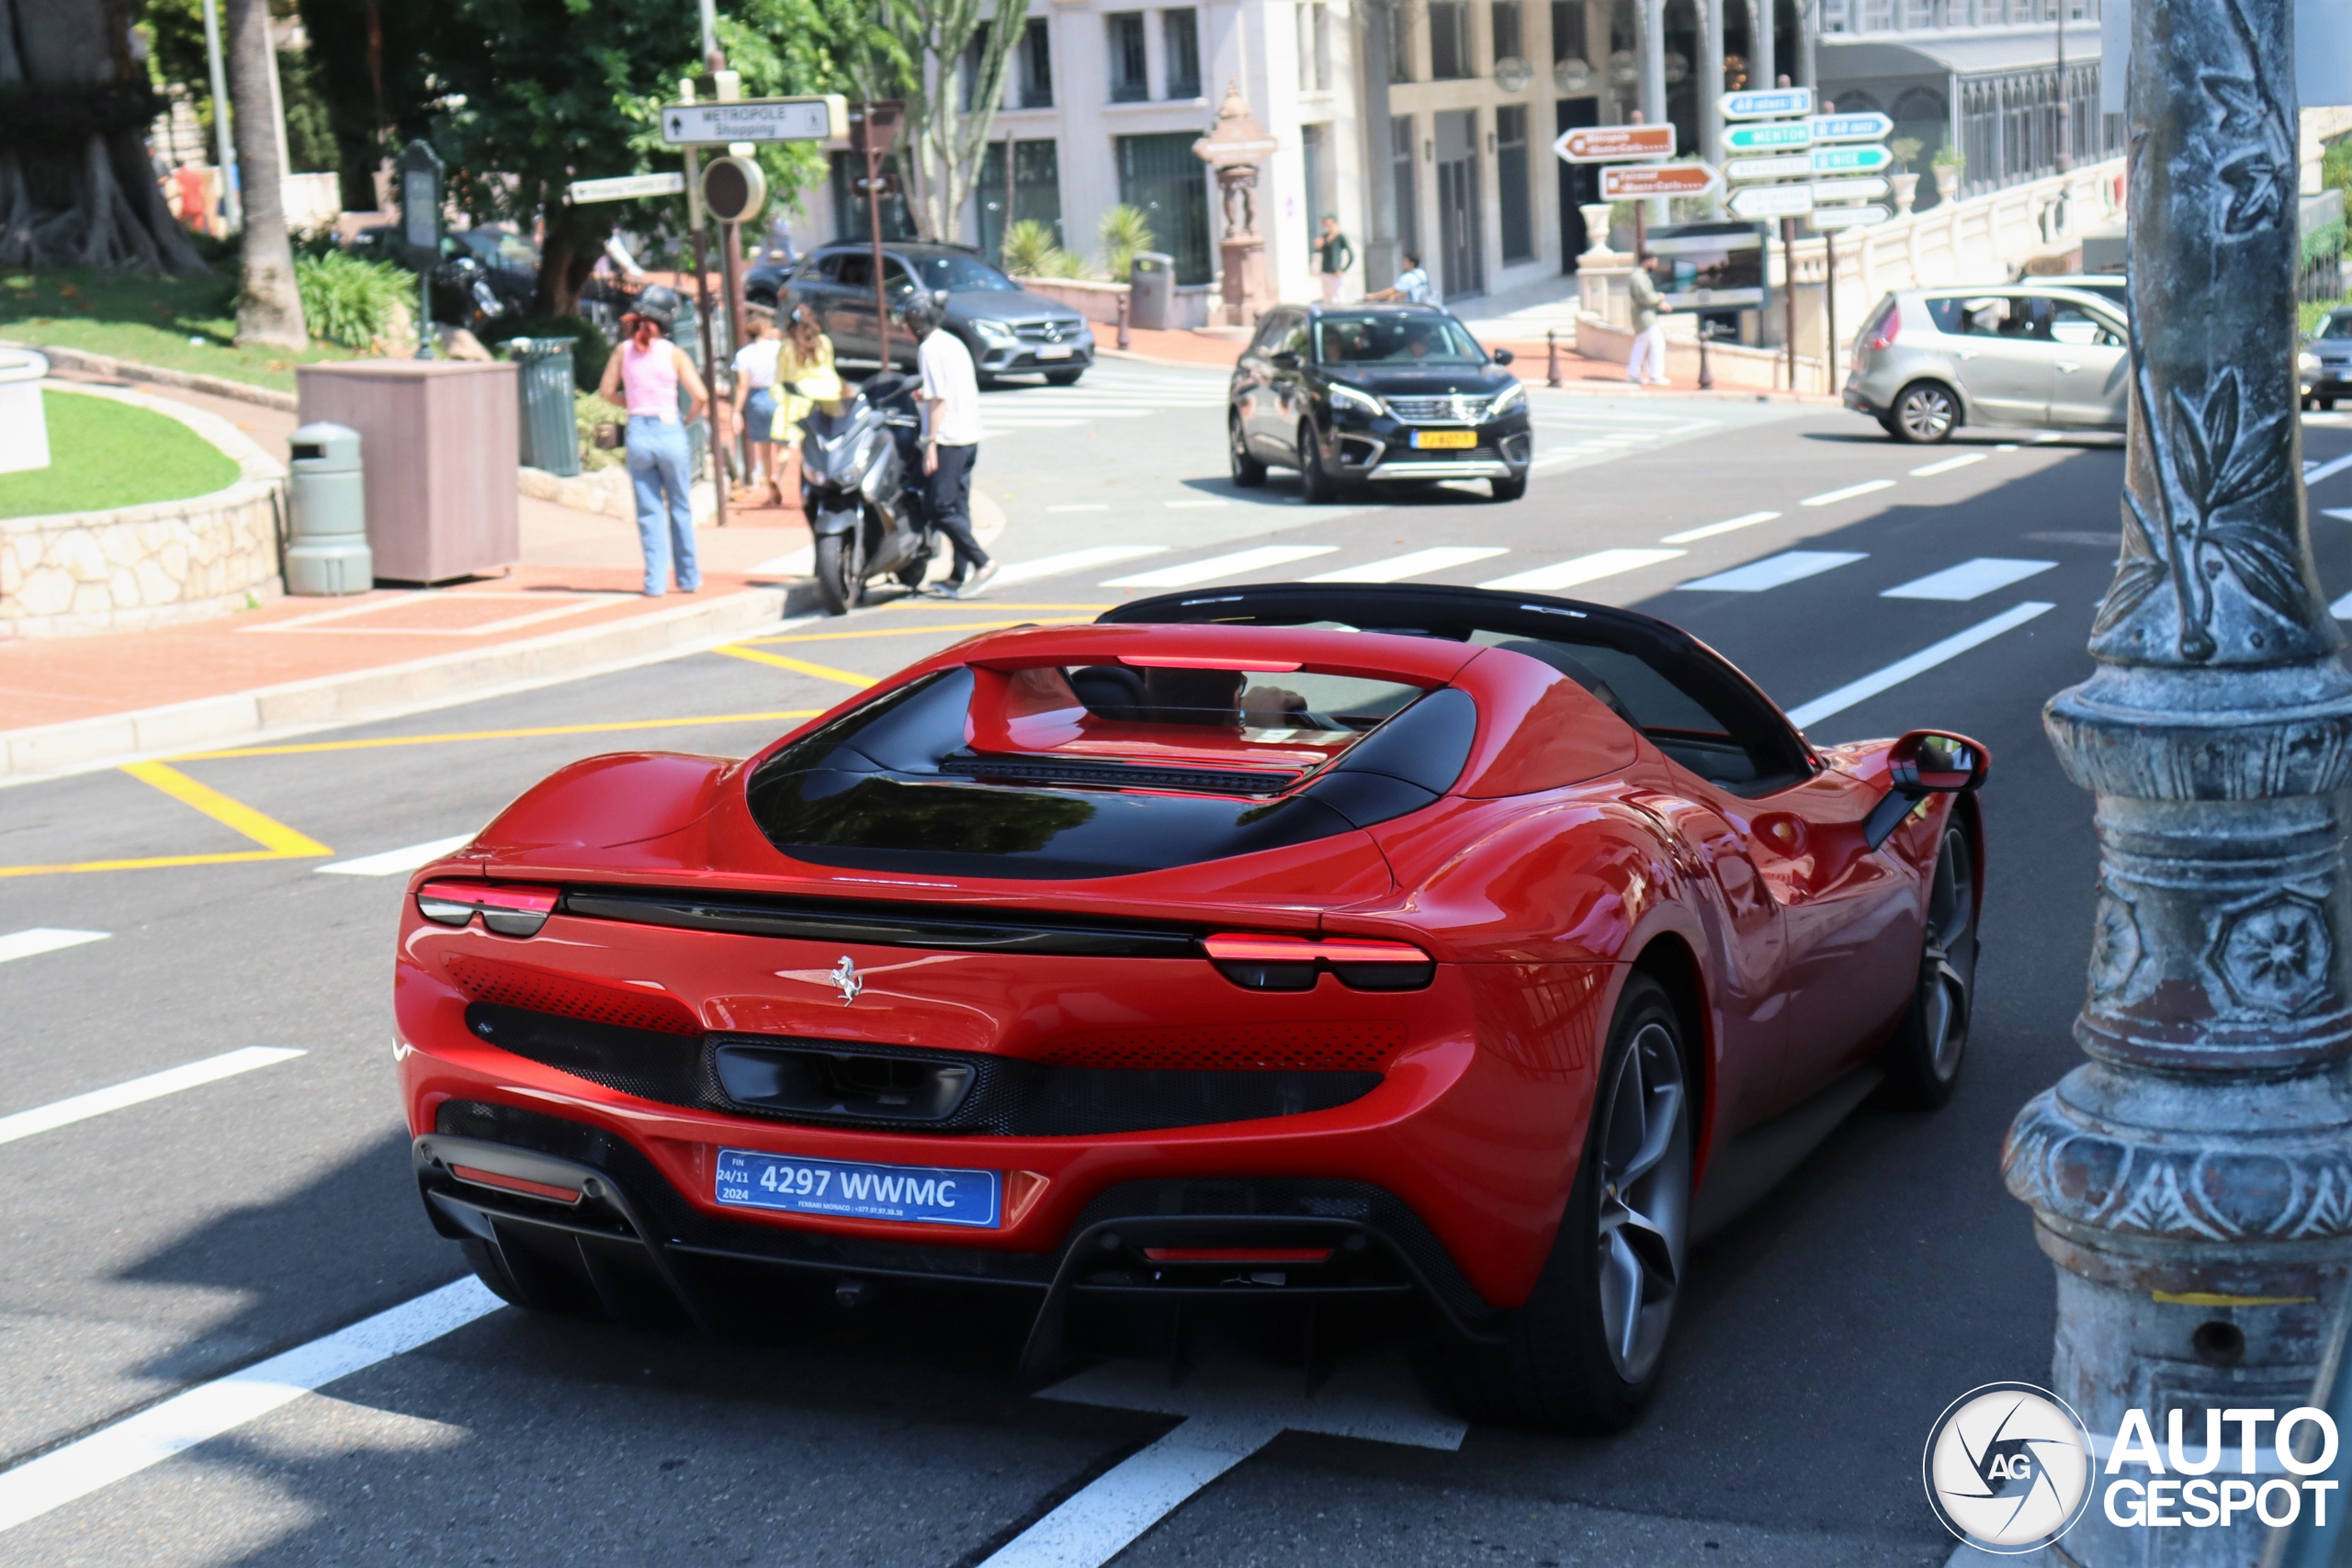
[6,354,2352,1567]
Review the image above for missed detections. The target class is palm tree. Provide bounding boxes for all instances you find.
[227,0,306,346]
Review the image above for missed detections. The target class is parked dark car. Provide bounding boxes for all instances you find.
[2305,308,2352,412]
[749,241,1094,386]
[1229,304,1532,502]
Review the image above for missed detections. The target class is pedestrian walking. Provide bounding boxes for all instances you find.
[1625,254,1673,387]
[1314,214,1354,303]
[768,304,842,512]
[904,295,996,599]
[596,286,708,596]
[730,311,784,507]
[1366,251,1435,306]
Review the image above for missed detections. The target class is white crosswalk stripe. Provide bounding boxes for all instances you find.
[1882,557,2058,602]
[998,546,1169,584]
[1102,545,1339,588]
[1479,548,1684,592]
[1306,547,1509,582]
[1679,551,1867,593]
[972,370,1231,438]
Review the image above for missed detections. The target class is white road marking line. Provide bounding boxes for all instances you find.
[1910,454,1987,477]
[1679,551,1866,593]
[996,546,1168,584]
[2331,590,2352,620]
[1883,557,2059,602]
[1662,510,1781,545]
[1046,504,1112,513]
[316,833,476,877]
[1800,478,1898,507]
[1306,547,1509,582]
[1996,442,2021,452]
[2325,508,2352,523]
[2304,452,2352,486]
[0,1277,501,1534]
[747,546,813,575]
[0,928,108,964]
[1102,545,1338,587]
[0,1047,306,1146]
[980,1357,1464,1568]
[1478,547,1685,592]
[1785,602,2056,730]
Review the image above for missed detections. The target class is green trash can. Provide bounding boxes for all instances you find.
[507,337,581,477]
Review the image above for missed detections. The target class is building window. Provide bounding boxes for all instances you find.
[1497,104,1532,261]
[1551,1,1586,64]
[1298,2,1332,92]
[1108,13,1149,102]
[1116,131,1213,282]
[1430,0,1472,78]
[1821,0,1849,31]
[1391,114,1420,259]
[1492,0,1523,63]
[978,138,1065,262]
[1020,18,1054,107]
[1389,1,1416,82]
[1163,8,1201,97]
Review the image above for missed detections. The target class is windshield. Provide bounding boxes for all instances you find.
[1315,314,1487,366]
[904,254,1023,294]
[2324,314,2352,341]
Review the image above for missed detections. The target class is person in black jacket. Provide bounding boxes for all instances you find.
[1315,214,1354,303]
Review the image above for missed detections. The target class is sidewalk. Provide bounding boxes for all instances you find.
[1,368,1000,777]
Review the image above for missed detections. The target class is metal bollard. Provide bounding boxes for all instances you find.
[283,423,373,595]
[1698,324,1715,390]
[1116,289,1132,352]
[1544,328,1561,389]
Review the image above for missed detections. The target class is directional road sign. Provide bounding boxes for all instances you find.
[1723,122,1813,152]
[660,95,848,146]
[1811,112,1894,143]
[1809,175,1891,202]
[1729,184,1815,219]
[567,172,688,204]
[1720,86,1813,119]
[1554,124,1677,163]
[1812,144,1894,174]
[1809,205,1891,230]
[1600,162,1722,199]
[1725,153,1814,182]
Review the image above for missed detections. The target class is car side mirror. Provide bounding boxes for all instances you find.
[1864,730,1988,849]
[1491,347,1515,366]
[1271,350,1301,369]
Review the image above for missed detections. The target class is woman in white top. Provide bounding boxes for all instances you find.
[730,313,785,507]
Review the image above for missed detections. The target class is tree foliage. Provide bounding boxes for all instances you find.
[876,0,1022,243]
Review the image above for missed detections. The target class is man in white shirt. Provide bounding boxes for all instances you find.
[906,295,997,597]
[1367,252,1438,306]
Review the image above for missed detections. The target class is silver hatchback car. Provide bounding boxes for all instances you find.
[1843,285,2130,443]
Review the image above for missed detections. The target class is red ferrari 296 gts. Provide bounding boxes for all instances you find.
[394,583,1986,1429]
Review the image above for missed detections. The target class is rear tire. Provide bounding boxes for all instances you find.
[1229,414,1268,487]
[1440,973,1691,1432]
[2325,397,2340,412]
[1880,824,1979,1109]
[1490,476,1527,502]
[814,525,865,616]
[1889,380,1959,444]
[1298,420,1339,504]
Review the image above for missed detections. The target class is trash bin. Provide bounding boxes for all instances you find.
[507,337,581,477]
[1129,252,1175,332]
[284,422,373,595]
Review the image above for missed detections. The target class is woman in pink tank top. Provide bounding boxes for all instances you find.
[597,287,710,595]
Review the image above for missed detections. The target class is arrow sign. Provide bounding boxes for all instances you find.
[1720,86,1813,119]
[1730,184,1815,219]
[1809,175,1891,202]
[1600,162,1721,199]
[567,172,687,204]
[660,96,847,146]
[1810,112,1894,143]
[1809,205,1890,230]
[1812,144,1893,174]
[1725,153,1814,182]
[1724,122,1812,152]
[1554,124,1677,163]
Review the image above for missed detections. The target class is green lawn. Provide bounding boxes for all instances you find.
[0,388,242,519]
[0,267,352,394]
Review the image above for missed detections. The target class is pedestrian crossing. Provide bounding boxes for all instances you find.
[976,367,1228,437]
[1525,409,1721,473]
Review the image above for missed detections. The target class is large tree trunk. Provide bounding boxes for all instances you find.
[0,0,210,272]
[226,0,303,344]
[532,199,602,320]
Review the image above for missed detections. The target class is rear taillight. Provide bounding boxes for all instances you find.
[1204,932,1435,991]
[416,880,559,938]
[1866,302,1902,353]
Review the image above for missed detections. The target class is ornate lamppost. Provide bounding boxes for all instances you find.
[2002,3,2352,1564]
[1193,81,1279,330]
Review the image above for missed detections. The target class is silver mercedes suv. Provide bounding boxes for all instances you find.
[1843,285,2130,443]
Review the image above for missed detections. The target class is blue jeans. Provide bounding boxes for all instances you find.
[626,416,700,594]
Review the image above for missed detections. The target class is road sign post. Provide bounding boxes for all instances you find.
[566,172,689,204]
[1729,183,1815,220]
[394,140,443,361]
[851,100,905,368]
[1719,86,1812,119]
[1599,162,1722,200]
[1554,124,1677,163]
[659,96,848,146]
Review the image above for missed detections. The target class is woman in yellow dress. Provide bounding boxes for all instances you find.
[769,303,843,494]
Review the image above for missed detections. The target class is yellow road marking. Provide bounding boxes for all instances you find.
[712,645,876,687]
[119,761,333,855]
[177,711,821,761]
[745,617,1091,645]
[0,850,305,880]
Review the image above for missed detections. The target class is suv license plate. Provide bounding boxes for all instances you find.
[1411,429,1478,449]
[715,1148,1001,1227]
[1036,345,1075,360]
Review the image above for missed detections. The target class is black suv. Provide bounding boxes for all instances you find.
[749,241,1094,386]
[1229,303,1531,502]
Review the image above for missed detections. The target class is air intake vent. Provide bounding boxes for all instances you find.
[1031,1021,1406,1072]
[447,956,701,1036]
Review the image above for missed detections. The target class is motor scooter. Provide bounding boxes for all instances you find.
[798,371,944,614]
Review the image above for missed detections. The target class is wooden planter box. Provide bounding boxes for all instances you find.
[297,360,519,583]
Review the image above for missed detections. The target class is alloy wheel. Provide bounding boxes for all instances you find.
[1590,1019,1690,1383]
[1897,385,1957,442]
[1919,829,1976,1083]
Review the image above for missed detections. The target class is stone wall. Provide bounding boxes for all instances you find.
[0,385,287,638]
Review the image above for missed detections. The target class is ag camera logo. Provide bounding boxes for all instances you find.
[1923,1382,2096,1553]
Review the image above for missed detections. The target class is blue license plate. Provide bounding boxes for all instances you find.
[714,1148,1001,1228]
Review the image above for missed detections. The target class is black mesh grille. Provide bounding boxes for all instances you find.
[465,1002,1382,1136]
